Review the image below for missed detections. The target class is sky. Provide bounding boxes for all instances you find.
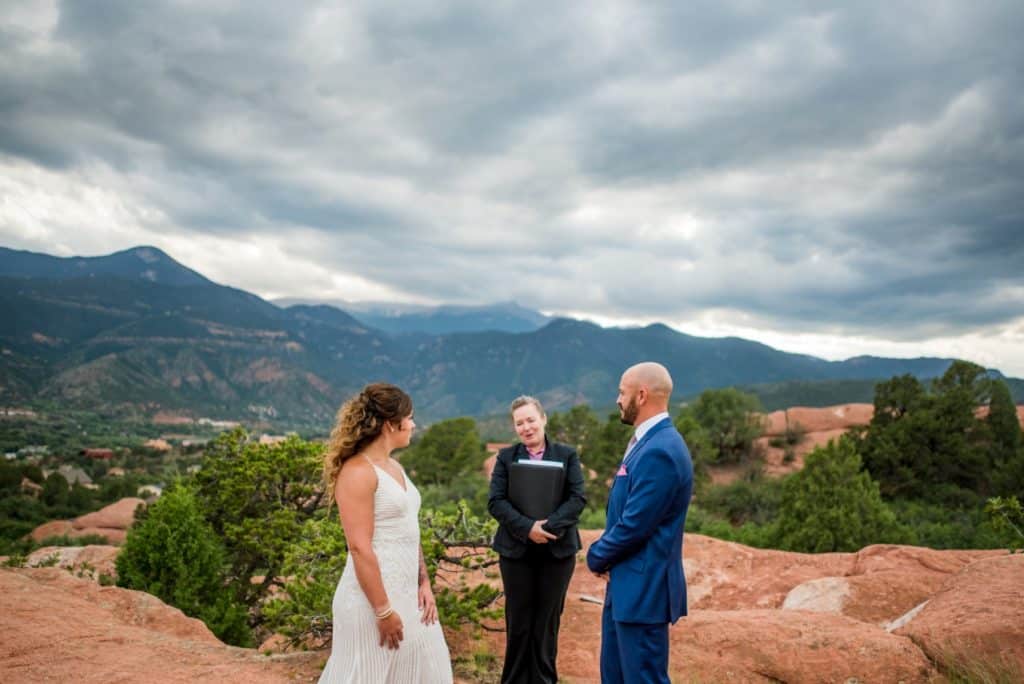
[2,1,1023,375]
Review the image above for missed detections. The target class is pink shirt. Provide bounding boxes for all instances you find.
[526,444,545,460]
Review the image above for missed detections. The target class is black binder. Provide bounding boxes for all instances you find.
[508,460,565,519]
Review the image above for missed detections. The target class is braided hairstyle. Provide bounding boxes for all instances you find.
[323,382,413,506]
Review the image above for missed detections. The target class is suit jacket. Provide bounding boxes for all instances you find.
[488,439,587,559]
[586,417,693,624]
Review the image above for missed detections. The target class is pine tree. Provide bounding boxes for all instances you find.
[116,484,251,645]
[775,437,906,552]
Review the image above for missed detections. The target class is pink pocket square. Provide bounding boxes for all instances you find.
[616,465,628,476]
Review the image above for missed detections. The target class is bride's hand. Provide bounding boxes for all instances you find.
[377,611,404,650]
[418,580,438,625]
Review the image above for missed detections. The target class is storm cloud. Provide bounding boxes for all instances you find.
[1,1,1022,371]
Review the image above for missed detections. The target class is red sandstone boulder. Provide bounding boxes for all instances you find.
[71,526,128,544]
[73,497,145,530]
[25,545,120,579]
[29,519,74,542]
[762,404,873,436]
[0,568,322,683]
[781,544,1003,625]
[30,497,145,546]
[896,553,1024,673]
[671,609,935,683]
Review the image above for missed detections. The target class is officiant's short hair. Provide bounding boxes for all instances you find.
[510,395,545,418]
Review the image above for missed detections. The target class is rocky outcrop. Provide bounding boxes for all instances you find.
[6,529,1019,682]
[756,403,873,477]
[466,532,1016,682]
[0,568,322,683]
[895,553,1024,675]
[29,497,145,545]
[24,544,120,579]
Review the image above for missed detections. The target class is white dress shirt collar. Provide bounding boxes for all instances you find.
[633,411,670,443]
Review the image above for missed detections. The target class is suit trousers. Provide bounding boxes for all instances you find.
[499,545,576,684]
[600,594,670,684]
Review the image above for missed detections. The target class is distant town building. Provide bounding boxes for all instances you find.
[81,448,115,460]
[143,438,172,452]
[55,465,93,487]
[197,418,241,429]
[1,407,38,418]
[18,445,49,458]
[107,467,127,477]
[20,477,42,497]
[259,434,289,445]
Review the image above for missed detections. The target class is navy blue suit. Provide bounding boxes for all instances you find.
[586,417,692,684]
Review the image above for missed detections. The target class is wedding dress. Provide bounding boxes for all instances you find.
[318,462,453,683]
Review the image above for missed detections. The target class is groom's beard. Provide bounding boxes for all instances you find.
[618,396,638,426]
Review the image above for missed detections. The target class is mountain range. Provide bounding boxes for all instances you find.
[0,245,1016,426]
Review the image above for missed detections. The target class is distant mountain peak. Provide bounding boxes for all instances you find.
[0,244,212,287]
[129,246,169,264]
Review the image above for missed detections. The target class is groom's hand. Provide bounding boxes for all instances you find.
[528,520,558,544]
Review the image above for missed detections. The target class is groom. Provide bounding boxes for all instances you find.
[586,362,693,684]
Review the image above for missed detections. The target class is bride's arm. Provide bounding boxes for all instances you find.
[417,546,438,624]
[336,461,404,648]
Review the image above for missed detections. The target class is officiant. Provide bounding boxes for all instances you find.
[488,395,587,684]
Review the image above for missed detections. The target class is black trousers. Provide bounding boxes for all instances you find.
[499,546,576,684]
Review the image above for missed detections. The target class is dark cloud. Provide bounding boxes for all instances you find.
[0,0,1022,354]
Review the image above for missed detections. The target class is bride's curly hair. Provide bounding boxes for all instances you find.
[323,383,413,505]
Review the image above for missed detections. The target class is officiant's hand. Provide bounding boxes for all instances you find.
[377,611,404,650]
[418,579,438,625]
[529,520,558,544]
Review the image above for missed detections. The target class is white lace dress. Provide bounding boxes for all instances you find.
[318,463,453,683]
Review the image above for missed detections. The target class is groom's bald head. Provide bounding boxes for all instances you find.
[618,362,673,425]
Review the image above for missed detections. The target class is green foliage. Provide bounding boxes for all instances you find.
[988,381,1024,495]
[578,411,633,515]
[191,429,324,613]
[547,405,601,453]
[265,501,501,647]
[698,469,783,526]
[932,642,1024,684]
[420,502,501,631]
[262,514,348,647]
[684,504,776,548]
[774,437,907,552]
[679,388,764,464]
[116,484,251,645]
[860,363,1003,501]
[888,498,1005,550]
[402,417,488,487]
[419,472,490,518]
[41,472,69,507]
[985,496,1024,552]
[673,411,713,495]
[35,533,111,547]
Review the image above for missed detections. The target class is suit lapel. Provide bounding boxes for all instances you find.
[623,417,672,469]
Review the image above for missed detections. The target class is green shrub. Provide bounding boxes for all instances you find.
[774,437,909,552]
[116,484,251,645]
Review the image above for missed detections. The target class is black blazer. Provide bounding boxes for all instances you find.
[488,439,586,559]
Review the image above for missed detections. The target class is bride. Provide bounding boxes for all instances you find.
[319,383,453,683]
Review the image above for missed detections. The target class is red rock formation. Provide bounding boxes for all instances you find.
[25,545,120,578]
[0,568,322,683]
[30,497,144,545]
[896,553,1024,675]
